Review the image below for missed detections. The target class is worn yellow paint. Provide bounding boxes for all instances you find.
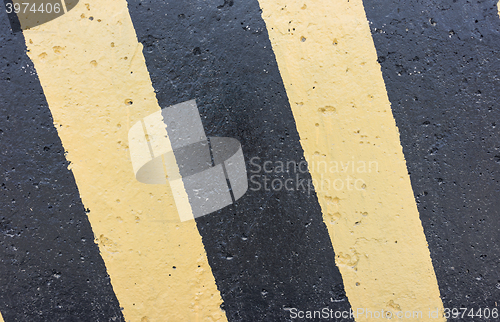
[22,1,225,321]
[258,0,445,320]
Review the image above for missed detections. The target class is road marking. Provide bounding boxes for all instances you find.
[22,1,226,321]
[258,0,445,320]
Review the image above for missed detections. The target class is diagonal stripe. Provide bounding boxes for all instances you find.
[125,0,353,320]
[0,11,123,321]
[258,0,445,320]
[363,0,500,311]
[21,1,226,321]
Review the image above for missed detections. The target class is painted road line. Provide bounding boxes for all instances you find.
[364,0,500,311]
[258,0,445,320]
[0,12,123,322]
[21,1,226,321]
[126,0,353,320]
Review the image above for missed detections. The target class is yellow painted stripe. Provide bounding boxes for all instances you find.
[0,311,4,322]
[22,1,226,321]
[258,0,445,320]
